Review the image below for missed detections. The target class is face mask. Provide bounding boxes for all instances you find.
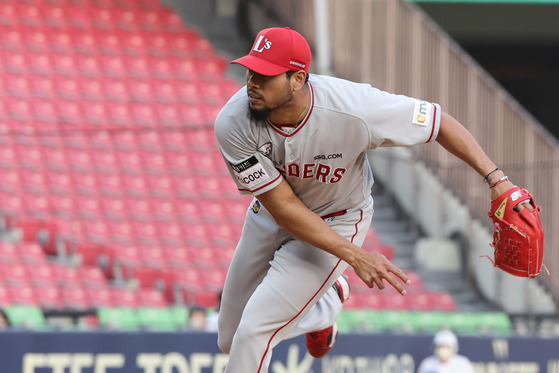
[435,346,454,362]
[189,315,206,330]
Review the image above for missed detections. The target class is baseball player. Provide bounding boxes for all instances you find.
[214,27,519,372]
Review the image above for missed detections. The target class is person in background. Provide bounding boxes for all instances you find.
[187,305,208,331]
[417,330,475,373]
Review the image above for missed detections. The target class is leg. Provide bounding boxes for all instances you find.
[224,201,373,372]
[217,201,288,354]
[224,239,346,372]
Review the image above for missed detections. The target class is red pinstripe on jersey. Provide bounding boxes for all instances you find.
[425,104,438,143]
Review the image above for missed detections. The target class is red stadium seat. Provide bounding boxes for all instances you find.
[80,266,109,289]
[8,285,37,306]
[134,266,165,289]
[51,263,81,288]
[34,283,61,310]
[27,263,54,288]
[0,263,29,288]
[109,287,139,308]
[193,290,220,309]
[0,242,19,264]
[0,286,11,307]
[428,291,457,312]
[136,288,167,308]
[60,287,90,310]
[85,287,114,308]
[19,242,47,265]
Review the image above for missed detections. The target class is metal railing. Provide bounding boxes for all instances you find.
[249,0,559,300]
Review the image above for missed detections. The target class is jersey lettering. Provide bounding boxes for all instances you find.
[330,168,346,183]
[287,163,300,177]
[231,156,271,189]
[412,99,432,127]
[315,164,331,183]
[278,162,346,184]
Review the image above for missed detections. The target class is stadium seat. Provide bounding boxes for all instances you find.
[0,286,11,307]
[98,307,139,330]
[193,290,220,309]
[405,292,433,311]
[445,312,483,335]
[51,263,80,288]
[8,285,37,306]
[109,288,139,308]
[19,242,47,264]
[33,283,61,310]
[27,262,54,288]
[3,305,46,329]
[136,288,167,308]
[0,242,19,264]
[79,266,109,289]
[136,307,177,331]
[427,291,457,312]
[1,262,29,287]
[60,287,90,310]
[477,312,513,336]
[407,311,447,333]
[85,287,114,308]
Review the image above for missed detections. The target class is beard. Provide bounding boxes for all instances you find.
[246,78,294,124]
[247,104,272,123]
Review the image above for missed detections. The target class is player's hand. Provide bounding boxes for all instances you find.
[352,251,410,295]
[490,180,534,212]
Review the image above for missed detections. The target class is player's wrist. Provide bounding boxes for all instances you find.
[484,168,505,185]
[490,180,514,200]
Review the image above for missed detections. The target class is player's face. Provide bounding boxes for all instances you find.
[246,69,293,120]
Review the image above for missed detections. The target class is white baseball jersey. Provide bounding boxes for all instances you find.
[214,74,441,372]
[417,355,475,373]
[215,74,441,215]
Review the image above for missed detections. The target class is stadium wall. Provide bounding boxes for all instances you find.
[4,331,559,372]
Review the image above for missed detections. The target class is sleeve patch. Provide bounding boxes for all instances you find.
[231,155,270,189]
[411,99,433,127]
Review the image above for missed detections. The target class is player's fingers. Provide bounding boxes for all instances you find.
[388,265,410,285]
[371,276,385,290]
[515,201,534,212]
[384,273,407,295]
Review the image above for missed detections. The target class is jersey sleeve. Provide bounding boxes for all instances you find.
[361,86,441,149]
[214,99,283,196]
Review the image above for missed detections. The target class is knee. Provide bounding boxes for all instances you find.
[217,316,233,354]
[217,333,231,354]
[218,320,258,355]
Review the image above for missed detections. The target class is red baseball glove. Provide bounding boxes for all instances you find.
[487,186,545,278]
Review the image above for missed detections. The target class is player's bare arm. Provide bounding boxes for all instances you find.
[256,178,411,295]
[436,111,532,211]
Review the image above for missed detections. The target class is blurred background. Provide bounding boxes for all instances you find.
[0,0,558,371]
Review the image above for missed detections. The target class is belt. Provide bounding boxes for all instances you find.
[321,210,347,220]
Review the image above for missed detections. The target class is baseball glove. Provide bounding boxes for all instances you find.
[486,186,545,278]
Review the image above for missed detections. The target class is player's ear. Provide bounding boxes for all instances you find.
[290,70,307,92]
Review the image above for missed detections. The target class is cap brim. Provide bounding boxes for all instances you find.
[231,55,289,76]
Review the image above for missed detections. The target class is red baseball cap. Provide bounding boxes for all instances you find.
[231,27,311,76]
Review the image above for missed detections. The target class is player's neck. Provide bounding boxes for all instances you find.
[269,84,311,127]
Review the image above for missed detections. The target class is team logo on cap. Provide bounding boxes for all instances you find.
[253,35,272,53]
